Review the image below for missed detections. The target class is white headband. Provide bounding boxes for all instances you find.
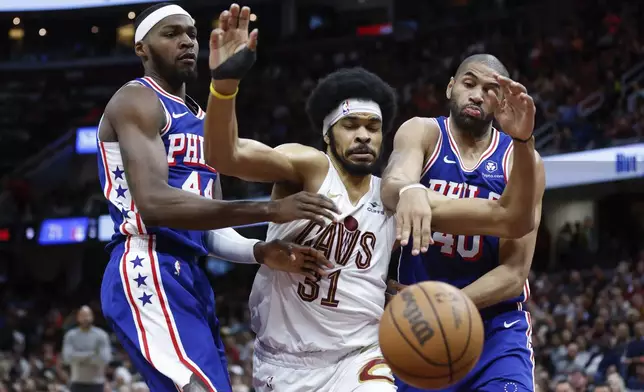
[322,99,382,135]
[134,4,192,43]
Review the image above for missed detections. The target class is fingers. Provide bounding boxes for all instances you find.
[300,269,318,282]
[301,247,334,269]
[248,29,259,51]
[494,74,527,95]
[238,6,251,31]
[420,213,433,253]
[387,279,408,293]
[298,192,340,215]
[301,261,329,278]
[219,10,230,31]
[411,215,421,256]
[209,29,224,50]
[299,212,327,228]
[229,3,241,29]
[521,92,536,113]
[395,212,404,242]
[399,213,412,247]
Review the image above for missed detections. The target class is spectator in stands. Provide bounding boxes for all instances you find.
[61,306,110,392]
[606,371,626,392]
[592,384,610,392]
[554,380,574,392]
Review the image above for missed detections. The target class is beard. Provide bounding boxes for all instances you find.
[448,98,494,138]
[328,131,379,176]
[148,46,198,86]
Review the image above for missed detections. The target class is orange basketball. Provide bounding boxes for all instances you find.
[379,281,484,389]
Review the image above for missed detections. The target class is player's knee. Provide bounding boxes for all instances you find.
[182,374,208,392]
[352,381,398,392]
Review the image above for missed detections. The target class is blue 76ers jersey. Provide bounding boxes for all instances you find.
[96,76,218,257]
[397,116,530,309]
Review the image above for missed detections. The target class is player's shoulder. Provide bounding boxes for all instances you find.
[394,117,442,158]
[396,116,441,140]
[105,83,164,127]
[106,83,161,117]
[275,143,328,169]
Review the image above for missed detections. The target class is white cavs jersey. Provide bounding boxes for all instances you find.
[249,156,396,358]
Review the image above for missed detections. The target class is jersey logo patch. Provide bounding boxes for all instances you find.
[172,111,188,119]
[367,201,385,215]
[485,160,498,173]
[174,260,181,276]
[503,320,520,328]
[443,156,456,164]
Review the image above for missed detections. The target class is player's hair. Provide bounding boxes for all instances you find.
[134,2,175,31]
[455,54,509,78]
[306,67,398,135]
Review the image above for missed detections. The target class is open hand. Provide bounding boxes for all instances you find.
[255,240,333,281]
[385,279,408,305]
[268,191,339,227]
[489,75,536,141]
[395,187,434,256]
[209,4,258,71]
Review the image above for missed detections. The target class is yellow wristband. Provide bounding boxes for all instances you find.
[209,82,239,100]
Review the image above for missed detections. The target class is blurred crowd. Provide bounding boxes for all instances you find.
[0,0,643,392]
[2,0,644,223]
[0,224,640,392]
[2,0,644,185]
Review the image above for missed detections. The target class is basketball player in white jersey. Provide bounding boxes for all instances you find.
[203,6,539,391]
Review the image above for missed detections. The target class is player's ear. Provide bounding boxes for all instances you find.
[446,77,454,100]
[134,41,147,59]
[323,133,330,145]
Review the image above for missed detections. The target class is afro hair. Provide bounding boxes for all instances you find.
[305,67,398,135]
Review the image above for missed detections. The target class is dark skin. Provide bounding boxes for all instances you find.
[99,13,335,276]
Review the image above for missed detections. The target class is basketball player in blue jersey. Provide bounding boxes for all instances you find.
[381,54,546,391]
[97,3,340,392]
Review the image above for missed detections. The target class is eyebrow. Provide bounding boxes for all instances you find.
[160,24,197,32]
[463,71,500,89]
[342,115,382,122]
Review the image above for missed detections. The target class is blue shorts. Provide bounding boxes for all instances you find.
[101,235,231,392]
[395,309,535,392]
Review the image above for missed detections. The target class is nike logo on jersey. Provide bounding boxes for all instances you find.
[504,320,520,328]
[172,112,189,119]
[326,192,341,199]
[443,156,456,164]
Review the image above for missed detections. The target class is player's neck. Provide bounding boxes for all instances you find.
[329,156,372,205]
[448,116,494,155]
[145,72,186,100]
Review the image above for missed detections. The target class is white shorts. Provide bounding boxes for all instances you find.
[253,344,397,392]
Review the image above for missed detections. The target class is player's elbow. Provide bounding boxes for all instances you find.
[500,211,535,239]
[205,147,238,175]
[135,190,170,227]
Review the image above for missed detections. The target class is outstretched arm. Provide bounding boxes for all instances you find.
[204,4,313,184]
[382,76,540,257]
[428,139,542,237]
[204,228,332,280]
[108,85,335,229]
[381,117,434,211]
